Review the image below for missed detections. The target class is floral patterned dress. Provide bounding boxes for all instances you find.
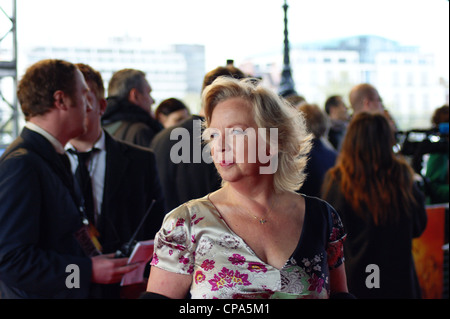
[150,195,346,299]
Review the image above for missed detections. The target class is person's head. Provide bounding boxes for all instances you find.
[154,98,190,128]
[202,65,246,93]
[202,76,312,193]
[340,112,396,168]
[73,63,107,141]
[431,104,449,128]
[198,65,246,116]
[107,68,154,113]
[285,94,306,109]
[324,95,349,121]
[349,83,383,115]
[298,103,329,139]
[17,59,90,141]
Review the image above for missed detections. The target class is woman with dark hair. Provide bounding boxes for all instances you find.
[321,112,427,299]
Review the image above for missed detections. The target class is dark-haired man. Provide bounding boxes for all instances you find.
[324,95,349,150]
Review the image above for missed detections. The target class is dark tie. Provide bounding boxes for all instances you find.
[58,153,75,191]
[68,149,97,225]
[59,153,72,174]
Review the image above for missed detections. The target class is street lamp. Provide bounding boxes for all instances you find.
[279,0,297,98]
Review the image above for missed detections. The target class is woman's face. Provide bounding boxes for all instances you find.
[207,97,266,183]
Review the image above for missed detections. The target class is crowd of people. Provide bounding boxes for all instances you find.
[0,57,447,299]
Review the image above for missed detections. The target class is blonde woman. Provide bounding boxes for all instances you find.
[146,77,349,299]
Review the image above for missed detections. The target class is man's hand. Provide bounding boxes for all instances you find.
[91,253,141,284]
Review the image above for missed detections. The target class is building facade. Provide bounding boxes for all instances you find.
[241,35,448,130]
[22,36,205,115]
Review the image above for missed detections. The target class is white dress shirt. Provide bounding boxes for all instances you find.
[25,122,65,154]
[66,131,106,218]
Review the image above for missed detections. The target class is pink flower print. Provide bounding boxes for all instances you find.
[191,214,205,226]
[201,259,215,271]
[308,273,324,293]
[150,253,159,265]
[179,256,190,265]
[195,270,206,284]
[330,227,341,241]
[176,218,185,227]
[191,235,196,244]
[208,267,251,291]
[187,264,195,274]
[174,244,186,251]
[247,262,267,273]
[228,254,246,265]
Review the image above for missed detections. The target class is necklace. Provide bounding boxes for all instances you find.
[242,196,275,225]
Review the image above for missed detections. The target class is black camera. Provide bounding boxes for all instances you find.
[115,241,137,258]
[397,123,449,173]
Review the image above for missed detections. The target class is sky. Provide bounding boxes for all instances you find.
[10,0,449,79]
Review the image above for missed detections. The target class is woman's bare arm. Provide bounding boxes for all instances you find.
[329,263,349,294]
[146,266,192,299]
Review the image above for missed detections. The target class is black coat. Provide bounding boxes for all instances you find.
[101,97,162,148]
[87,132,166,299]
[97,132,166,254]
[0,128,92,298]
[299,138,337,198]
[150,115,221,211]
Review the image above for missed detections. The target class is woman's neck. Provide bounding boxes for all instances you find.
[226,177,275,210]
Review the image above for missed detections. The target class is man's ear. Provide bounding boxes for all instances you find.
[99,98,107,115]
[362,97,371,110]
[128,88,139,104]
[53,90,68,110]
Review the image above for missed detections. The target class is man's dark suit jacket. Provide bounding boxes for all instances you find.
[299,138,338,198]
[150,115,221,211]
[0,128,92,298]
[87,132,166,299]
[97,132,166,254]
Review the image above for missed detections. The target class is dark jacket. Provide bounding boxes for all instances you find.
[98,132,166,254]
[0,128,91,298]
[88,132,167,299]
[150,115,221,211]
[101,97,162,148]
[328,119,348,151]
[299,138,337,198]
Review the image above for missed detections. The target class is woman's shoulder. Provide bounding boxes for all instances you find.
[303,194,346,239]
[302,194,336,213]
[162,195,216,224]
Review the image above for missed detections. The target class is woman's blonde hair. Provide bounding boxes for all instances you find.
[202,76,312,193]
